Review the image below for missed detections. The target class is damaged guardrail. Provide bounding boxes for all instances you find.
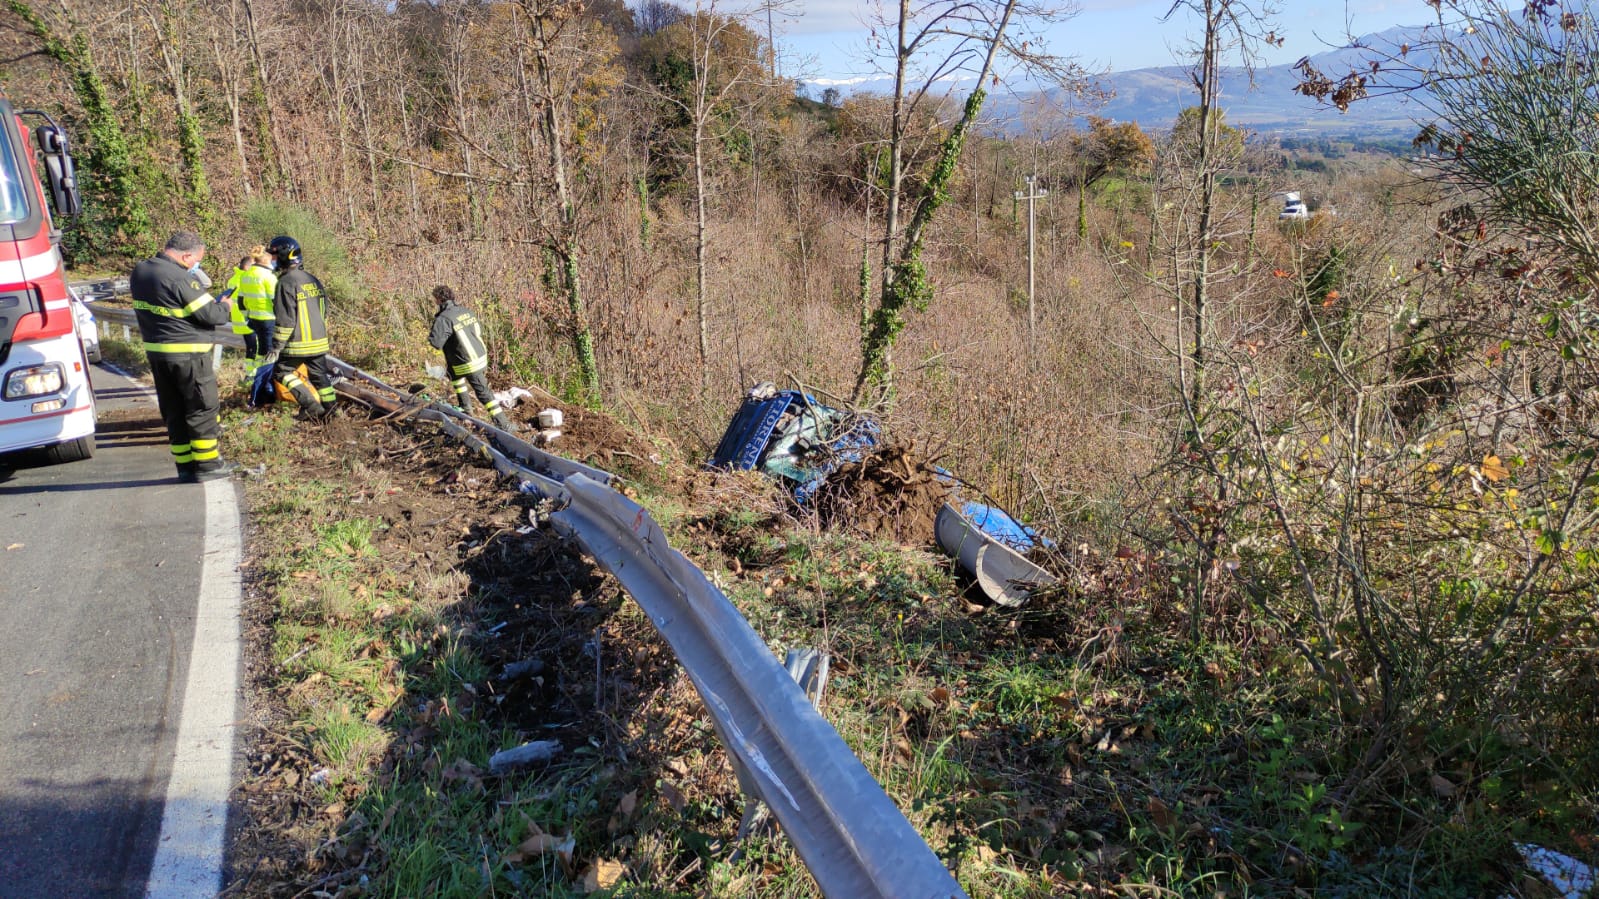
[330,364,969,898]
[83,289,967,896]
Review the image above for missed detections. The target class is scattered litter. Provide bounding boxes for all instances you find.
[1517,843,1596,899]
[534,429,561,447]
[494,387,534,410]
[425,363,446,379]
[489,740,562,774]
[6,543,22,551]
[534,408,563,429]
[308,767,332,786]
[499,658,547,681]
[487,621,508,634]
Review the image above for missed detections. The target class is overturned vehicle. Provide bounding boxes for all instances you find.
[710,383,1058,605]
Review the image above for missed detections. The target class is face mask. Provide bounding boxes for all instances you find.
[189,263,213,290]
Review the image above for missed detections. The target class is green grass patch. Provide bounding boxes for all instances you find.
[96,331,149,377]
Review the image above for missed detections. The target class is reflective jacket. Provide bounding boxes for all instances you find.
[236,264,278,321]
[225,268,251,334]
[428,300,488,376]
[273,267,331,357]
[130,253,230,354]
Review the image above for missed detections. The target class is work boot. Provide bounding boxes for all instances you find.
[175,462,198,483]
[493,412,520,433]
[290,383,325,421]
[194,460,240,482]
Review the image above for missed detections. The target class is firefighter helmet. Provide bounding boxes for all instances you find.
[268,235,301,268]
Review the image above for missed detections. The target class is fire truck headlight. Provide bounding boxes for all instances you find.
[4,364,66,399]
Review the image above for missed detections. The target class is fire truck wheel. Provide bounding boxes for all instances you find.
[44,434,95,464]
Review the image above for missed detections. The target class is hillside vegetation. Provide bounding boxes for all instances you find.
[8,0,1598,894]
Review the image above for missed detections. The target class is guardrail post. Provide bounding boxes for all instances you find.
[733,648,832,852]
[122,325,130,342]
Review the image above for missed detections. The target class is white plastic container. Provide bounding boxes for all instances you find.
[535,408,563,429]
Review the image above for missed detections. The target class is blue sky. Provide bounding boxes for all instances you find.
[755,0,1419,87]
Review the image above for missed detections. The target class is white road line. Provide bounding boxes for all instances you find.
[144,478,242,898]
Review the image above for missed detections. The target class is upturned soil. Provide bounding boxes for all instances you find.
[223,397,738,895]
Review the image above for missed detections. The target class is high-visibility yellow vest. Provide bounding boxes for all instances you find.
[226,269,251,334]
[236,264,277,321]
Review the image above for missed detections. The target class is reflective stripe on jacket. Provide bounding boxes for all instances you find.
[428,300,488,376]
[129,253,230,354]
[272,268,331,356]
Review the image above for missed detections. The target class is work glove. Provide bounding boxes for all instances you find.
[260,348,280,368]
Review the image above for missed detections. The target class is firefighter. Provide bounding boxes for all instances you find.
[259,235,336,419]
[225,245,277,367]
[223,254,257,362]
[428,285,518,431]
[130,230,238,482]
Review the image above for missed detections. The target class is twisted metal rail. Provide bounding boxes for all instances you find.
[84,288,967,897]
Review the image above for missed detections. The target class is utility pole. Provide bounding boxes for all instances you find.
[1014,174,1048,344]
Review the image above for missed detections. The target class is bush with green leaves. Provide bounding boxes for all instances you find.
[239,198,366,307]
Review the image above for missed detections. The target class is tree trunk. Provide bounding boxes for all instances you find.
[526,0,601,400]
[855,0,1021,402]
[693,119,710,385]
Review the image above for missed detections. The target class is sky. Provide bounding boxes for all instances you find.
[749,1,1419,88]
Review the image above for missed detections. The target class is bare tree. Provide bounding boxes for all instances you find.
[636,2,784,384]
[1159,0,1280,417]
[853,0,1083,402]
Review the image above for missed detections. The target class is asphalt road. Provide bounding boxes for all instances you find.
[0,363,233,898]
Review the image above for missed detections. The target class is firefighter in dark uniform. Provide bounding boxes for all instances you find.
[130,230,238,482]
[259,235,336,419]
[428,285,517,431]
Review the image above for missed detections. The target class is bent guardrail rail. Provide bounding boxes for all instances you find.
[83,293,968,897]
[342,369,968,899]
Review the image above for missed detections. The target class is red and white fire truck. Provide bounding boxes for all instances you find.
[0,97,90,463]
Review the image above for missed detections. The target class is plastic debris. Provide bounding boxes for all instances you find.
[1517,843,1596,899]
[489,740,562,774]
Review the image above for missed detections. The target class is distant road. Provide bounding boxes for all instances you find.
[0,364,240,898]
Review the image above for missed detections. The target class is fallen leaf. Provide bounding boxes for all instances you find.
[659,780,687,813]
[1429,773,1457,797]
[582,858,624,892]
[930,687,950,705]
[607,789,638,834]
[441,757,483,791]
[1148,796,1176,829]
[1482,454,1509,482]
[506,821,575,865]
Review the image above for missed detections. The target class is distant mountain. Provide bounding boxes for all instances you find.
[1068,25,1441,138]
[810,25,1447,140]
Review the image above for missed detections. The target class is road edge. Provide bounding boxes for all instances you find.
[143,477,243,898]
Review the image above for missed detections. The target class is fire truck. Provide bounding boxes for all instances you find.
[0,97,89,463]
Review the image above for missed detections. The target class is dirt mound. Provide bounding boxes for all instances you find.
[808,441,952,546]
[506,400,667,487]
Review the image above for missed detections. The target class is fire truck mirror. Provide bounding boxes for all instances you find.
[34,126,80,218]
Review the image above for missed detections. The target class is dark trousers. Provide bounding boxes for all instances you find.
[148,350,221,474]
[275,353,336,413]
[243,319,272,358]
[452,370,502,417]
